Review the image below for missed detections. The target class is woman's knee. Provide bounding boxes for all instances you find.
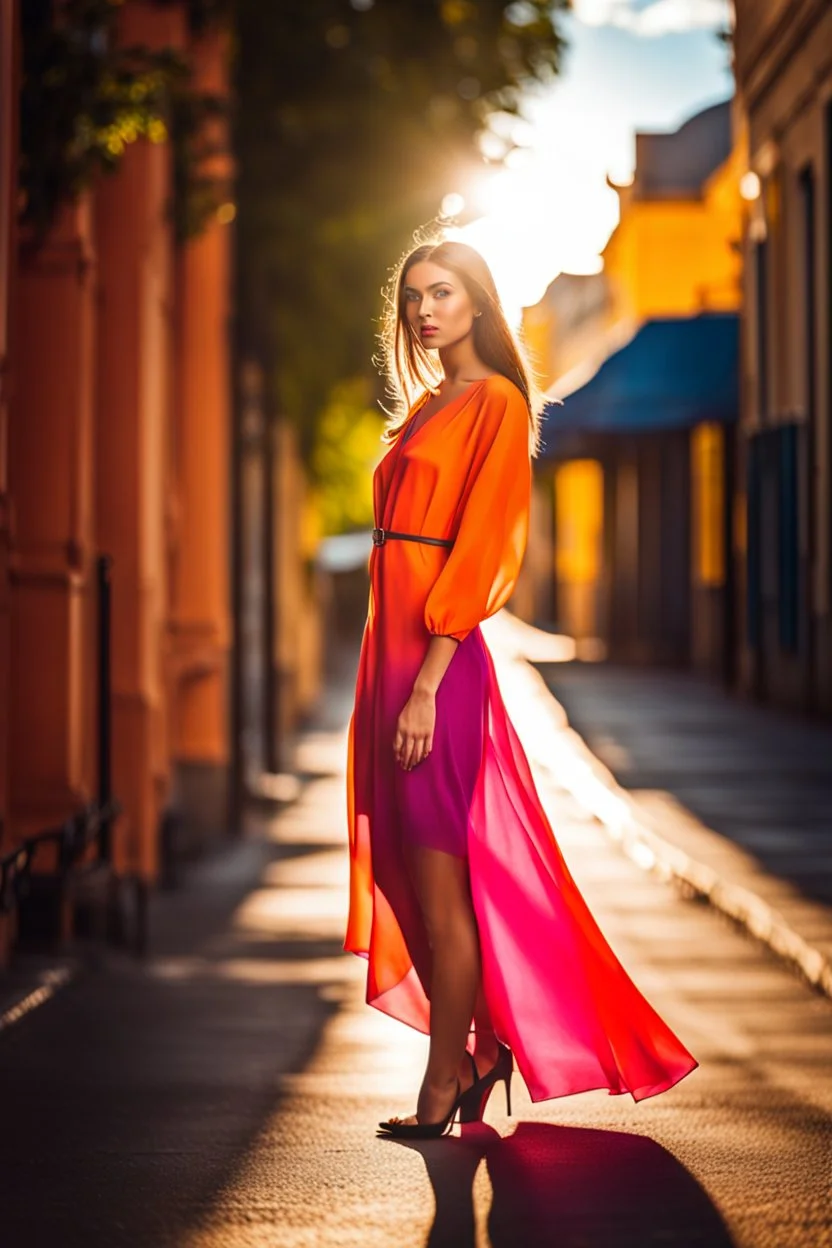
[405,846,478,947]
[421,902,479,953]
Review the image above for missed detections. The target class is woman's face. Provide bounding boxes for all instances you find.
[402,260,477,351]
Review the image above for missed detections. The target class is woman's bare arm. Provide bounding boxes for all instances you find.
[394,635,459,770]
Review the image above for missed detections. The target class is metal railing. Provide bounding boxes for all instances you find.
[0,554,122,918]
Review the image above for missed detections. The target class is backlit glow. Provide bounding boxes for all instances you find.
[440,191,466,218]
[440,7,732,324]
[740,171,761,202]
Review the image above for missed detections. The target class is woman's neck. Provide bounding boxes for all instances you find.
[437,338,487,386]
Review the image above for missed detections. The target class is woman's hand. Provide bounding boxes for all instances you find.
[394,687,436,770]
[394,635,458,770]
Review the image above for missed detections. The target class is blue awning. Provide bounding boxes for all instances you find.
[539,313,738,453]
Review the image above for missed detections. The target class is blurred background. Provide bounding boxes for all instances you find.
[0,0,829,960]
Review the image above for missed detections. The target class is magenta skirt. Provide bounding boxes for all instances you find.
[350,620,698,1104]
[393,630,488,859]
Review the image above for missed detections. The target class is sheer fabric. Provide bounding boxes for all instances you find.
[345,375,697,1102]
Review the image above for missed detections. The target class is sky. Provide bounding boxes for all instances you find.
[452,0,735,319]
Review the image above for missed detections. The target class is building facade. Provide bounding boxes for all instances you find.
[733,0,832,714]
[0,1,322,963]
[0,0,19,962]
[522,100,744,675]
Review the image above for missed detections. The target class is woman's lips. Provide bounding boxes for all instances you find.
[420,325,439,337]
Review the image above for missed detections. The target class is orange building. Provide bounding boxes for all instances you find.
[0,1,240,959]
[0,0,19,961]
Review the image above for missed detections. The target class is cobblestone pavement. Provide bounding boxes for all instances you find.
[0,638,830,1247]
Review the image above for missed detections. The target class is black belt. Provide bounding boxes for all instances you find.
[372,527,453,549]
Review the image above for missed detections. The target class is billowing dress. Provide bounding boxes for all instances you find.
[345,374,697,1103]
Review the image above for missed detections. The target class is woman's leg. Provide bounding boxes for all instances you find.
[471,982,499,1076]
[402,845,483,1124]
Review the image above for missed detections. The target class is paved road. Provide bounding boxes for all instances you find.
[0,653,830,1247]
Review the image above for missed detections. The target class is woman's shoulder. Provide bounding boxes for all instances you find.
[480,371,522,396]
[477,372,526,408]
[474,373,529,431]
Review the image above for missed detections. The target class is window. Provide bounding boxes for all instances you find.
[754,238,769,421]
[826,100,832,600]
[799,164,816,425]
[691,422,725,588]
[778,425,799,653]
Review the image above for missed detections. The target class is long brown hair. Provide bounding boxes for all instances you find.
[378,238,542,454]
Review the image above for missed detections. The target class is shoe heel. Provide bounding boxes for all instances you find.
[458,1084,487,1124]
[504,1070,512,1117]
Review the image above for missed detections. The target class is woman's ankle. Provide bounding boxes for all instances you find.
[472,1035,499,1073]
[424,1068,460,1095]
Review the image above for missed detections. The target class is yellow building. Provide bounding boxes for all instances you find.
[605,102,745,324]
[525,102,745,387]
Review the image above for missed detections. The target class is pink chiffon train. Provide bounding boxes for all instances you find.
[345,376,698,1104]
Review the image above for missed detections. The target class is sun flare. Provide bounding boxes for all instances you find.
[446,156,618,325]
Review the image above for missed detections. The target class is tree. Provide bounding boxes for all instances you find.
[234,0,568,461]
[19,0,568,494]
[19,0,231,248]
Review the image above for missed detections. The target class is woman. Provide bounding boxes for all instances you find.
[345,239,697,1139]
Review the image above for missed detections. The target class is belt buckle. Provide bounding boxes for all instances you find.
[372,527,385,547]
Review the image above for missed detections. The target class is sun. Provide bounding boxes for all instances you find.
[441,152,619,326]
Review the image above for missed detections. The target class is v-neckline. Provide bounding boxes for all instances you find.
[400,377,490,448]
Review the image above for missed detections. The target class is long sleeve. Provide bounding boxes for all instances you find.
[424,383,531,643]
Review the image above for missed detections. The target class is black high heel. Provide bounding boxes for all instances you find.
[458,1042,513,1123]
[378,1053,480,1139]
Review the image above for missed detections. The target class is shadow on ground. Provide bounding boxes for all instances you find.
[0,822,343,1248]
[388,1121,735,1248]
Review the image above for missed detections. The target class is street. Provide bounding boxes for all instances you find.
[0,638,830,1248]
[3,5,832,1246]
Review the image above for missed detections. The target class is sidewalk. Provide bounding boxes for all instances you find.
[484,613,832,997]
[1,625,831,1246]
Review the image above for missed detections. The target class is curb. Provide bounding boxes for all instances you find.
[487,633,832,1001]
[552,716,832,999]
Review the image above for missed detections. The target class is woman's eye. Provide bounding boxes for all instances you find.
[435,288,450,298]
[404,290,420,302]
